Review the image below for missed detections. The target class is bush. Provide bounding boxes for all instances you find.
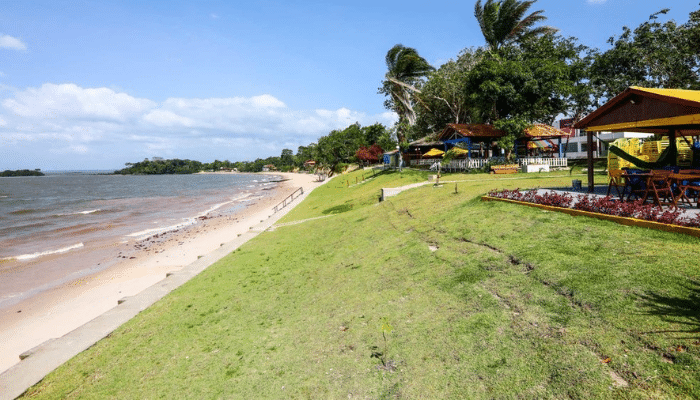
[334,163,348,174]
[487,189,700,228]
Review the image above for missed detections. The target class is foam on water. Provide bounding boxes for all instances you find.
[4,243,85,261]
[54,209,102,217]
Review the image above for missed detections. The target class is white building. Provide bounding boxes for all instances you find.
[554,118,653,159]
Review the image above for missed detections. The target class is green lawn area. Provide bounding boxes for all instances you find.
[22,168,699,399]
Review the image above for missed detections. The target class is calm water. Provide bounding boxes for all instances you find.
[0,172,280,308]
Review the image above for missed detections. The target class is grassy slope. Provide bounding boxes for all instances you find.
[22,169,699,399]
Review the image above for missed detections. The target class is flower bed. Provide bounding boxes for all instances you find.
[486,188,700,229]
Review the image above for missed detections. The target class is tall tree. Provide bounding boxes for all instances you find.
[413,47,484,135]
[465,35,591,124]
[379,44,434,143]
[590,7,700,105]
[280,149,294,169]
[474,0,557,54]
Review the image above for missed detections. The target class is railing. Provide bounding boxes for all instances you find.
[412,156,567,171]
[411,158,492,169]
[517,157,568,168]
[446,158,490,171]
[273,187,304,213]
[410,159,438,166]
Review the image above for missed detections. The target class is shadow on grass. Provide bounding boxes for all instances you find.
[638,280,700,339]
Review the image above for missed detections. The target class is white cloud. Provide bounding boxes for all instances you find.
[142,109,196,127]
[250,94,286,108]
[0,35,26,51]
[0,83,394,169]
[3,83,156,121]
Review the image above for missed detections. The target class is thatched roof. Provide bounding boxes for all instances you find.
[523,124,568,139]
[409,135,443,147]
[438,124,504,140]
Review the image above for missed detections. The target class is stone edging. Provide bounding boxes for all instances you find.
[481,196,700,238]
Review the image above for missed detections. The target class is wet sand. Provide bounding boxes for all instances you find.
[0,172,322,374]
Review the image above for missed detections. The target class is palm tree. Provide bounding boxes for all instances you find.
[380,44,434,138]
[474,0,557,53]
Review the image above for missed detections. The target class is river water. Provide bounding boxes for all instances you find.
[0,172,280,309]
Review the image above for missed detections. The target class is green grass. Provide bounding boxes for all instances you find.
[21,169,699,399]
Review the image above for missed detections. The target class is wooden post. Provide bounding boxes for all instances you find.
[587,130,594,193]
[669,128,678,167]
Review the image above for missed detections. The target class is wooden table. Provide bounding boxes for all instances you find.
[641,170,674,207]
[670,173,700,208]
[620,171,652,202]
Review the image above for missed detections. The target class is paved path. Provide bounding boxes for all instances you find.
[0,175,327,400]
[268,215,334,231]
[379,173,577,199]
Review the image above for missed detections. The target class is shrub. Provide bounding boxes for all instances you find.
[487,189,700,228]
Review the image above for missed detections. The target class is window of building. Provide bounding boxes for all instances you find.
[566,142,578,153]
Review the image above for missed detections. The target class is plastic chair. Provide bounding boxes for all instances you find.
[622,168,649,201]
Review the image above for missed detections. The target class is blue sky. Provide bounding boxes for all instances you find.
[0,0,697,170]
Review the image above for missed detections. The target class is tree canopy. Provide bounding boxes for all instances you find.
[590,7,700,105]
[474,0,557,54]
[379,44,434,143]
[0,169,45,177]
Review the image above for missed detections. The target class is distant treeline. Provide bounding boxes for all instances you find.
[1,169,45,177]
[114,159,206,175]
[114,158,274,174]
[116,122,393,175]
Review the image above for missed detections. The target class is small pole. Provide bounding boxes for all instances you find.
[455,183,458,194]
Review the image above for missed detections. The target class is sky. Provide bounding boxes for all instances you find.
[0,0,698,170]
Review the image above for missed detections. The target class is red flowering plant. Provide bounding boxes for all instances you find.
[487,189,700,229]
[487,188,573,208]
[356,144,384,165]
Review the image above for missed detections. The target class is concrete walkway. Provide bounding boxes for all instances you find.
[0,176,326,400]
[379,173,582,199]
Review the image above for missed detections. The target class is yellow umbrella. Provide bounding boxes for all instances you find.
[423,148,445,157]
[449,147,469,155]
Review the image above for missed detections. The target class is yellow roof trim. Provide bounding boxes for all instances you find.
[630,86,700,104]
[585,113,700,132]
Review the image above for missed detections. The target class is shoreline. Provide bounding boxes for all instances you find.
[0,172,322,375]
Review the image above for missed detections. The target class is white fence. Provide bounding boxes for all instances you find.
[410,157,567,171]
[517,157,568,168]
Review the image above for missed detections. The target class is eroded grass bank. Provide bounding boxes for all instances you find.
[22,169,699,399]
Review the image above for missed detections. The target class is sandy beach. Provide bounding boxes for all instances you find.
[0,172,323,374]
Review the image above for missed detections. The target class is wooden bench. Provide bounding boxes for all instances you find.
[490,164,519,174]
